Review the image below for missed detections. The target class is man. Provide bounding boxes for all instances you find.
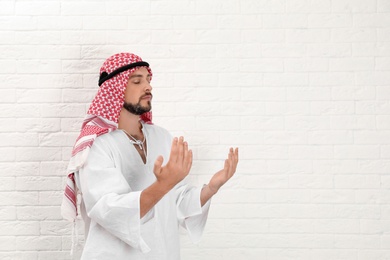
[61,53,239,259]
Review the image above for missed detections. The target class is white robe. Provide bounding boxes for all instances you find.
[75,123,210,260]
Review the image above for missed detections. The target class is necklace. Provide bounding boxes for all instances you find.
[122,129,146,151]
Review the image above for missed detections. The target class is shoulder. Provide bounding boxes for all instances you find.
[91,130,125,151]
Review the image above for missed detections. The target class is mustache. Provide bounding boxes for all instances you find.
[141,93,153,99]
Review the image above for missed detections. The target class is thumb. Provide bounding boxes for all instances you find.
[153,155,164,174]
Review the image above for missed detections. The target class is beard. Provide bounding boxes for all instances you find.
[123,98,152,116]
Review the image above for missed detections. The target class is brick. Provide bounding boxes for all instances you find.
[218,15,262,29]
[16,236,61,251]
[61,2,105,15]
[0,31,14,44]
[331,0,376,13]
[0,162,39,177]
[0,59,16,73]
[334,205,381,219]
[240,0,285,14]
[241,115,284,130]
[288,145,334,159]
[354,131,390,144]
[335,175,381,188]
[15,176,61,191]
[17,58,59,75]
[17,206,62,220]
[39,132,78,147]
[174,15,216,29]
[195,0,239,14]
[83,16,127,30]
[0,237,16,251]
[353,42,390,57]
[310,101,355,115]
[266,189,312,203]
[0,16,36,31]
[0,177,15,191]
[382,145,390,158]
[332,86,375,100]
[334,145,380,159]
[289,175,334,188]
[310,72,355,86]
[264,131,307,144]
[36,16,83,30]
[309,14,352,28]
[0,207,16,220]
[0,1,14,15]
[332,28,376,42]
[39,191,63,206]
[16,89,61,103]
[0,221,39,235]
[15,31,61,44]
[330,57,375,71]
[16,1,59,15]
[151,30,195,44]
[15,118,61,133]
[40,104,86,118]
[354,14,390,28]
[266,73,309,87]
[242,29,285,43]
[335,235,380,249]
[357,190,390,204]
[285,116,330,130]
[378,0,390,12]
[262,43,307,57]
[308,130,353,144]
[0,192,38,206]
[286,28,330,43]
[109,1,150,15]
[284,58,329,72]
[263,14,307,28]
[307,43,352,57]
[311,190,355,204]
[286,0,331,13]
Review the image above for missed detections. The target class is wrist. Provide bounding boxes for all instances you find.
[204,184,218,196]
[155,179,175,193]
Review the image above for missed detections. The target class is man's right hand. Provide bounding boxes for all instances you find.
[153,136,193,190]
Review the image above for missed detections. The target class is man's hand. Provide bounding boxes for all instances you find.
[208,147,239,194]
[200,147,239,206]
[153,136,193,190]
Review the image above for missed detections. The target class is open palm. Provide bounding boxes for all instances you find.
[208,148,239,194]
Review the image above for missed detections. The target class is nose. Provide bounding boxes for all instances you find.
[145,82,152,92]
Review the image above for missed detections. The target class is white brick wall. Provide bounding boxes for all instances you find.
[0,0,389,259]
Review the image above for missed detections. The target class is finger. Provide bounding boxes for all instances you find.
[153,155,164,175]
[232,147,239,172]
[228,148,233,161]
[183,141,189,166]
[177,136,184,164]
[169,137,179,163]
[223,158,230,173]
[185,149,193,173]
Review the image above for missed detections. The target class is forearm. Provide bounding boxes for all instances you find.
[200,184,217,207]
[140,181,172,218]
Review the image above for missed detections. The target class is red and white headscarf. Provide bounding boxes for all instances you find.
[61,53,153,221]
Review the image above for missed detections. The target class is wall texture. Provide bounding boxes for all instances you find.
[1,0,390,259]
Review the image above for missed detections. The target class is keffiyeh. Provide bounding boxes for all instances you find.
[61,53,153,221]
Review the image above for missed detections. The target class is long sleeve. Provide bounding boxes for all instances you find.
[76,137,151,253]
[175,184,211,243]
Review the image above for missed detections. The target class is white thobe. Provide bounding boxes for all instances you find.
[74,123,210,260]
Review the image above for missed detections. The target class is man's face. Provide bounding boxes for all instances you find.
[123,67,153,115]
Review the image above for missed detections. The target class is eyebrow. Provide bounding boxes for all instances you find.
[129,74,151,79]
